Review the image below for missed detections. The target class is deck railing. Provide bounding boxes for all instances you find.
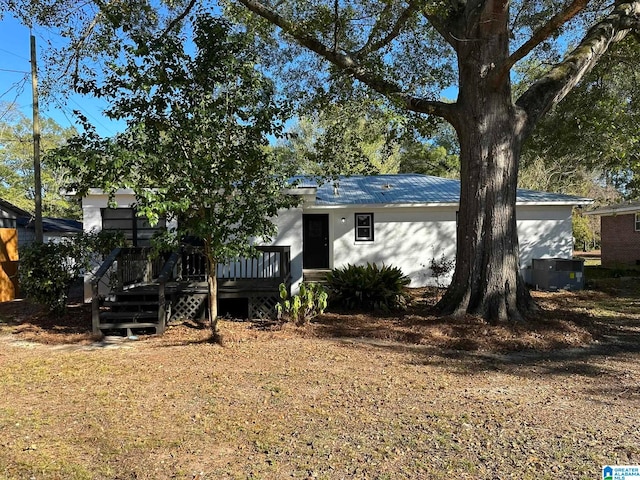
[217,246,291,284]
[91,245,292,334]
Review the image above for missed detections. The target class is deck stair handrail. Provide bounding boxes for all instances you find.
[116,247,165,287]
[91,245,292,335]
[91,247,122,334]
[91,247,166,334]
[156,251,182,332]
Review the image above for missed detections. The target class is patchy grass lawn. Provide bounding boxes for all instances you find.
[1,282,639,479]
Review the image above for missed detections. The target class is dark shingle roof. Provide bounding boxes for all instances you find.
[17,217,83,233]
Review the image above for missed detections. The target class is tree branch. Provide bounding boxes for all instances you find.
[235,0,459,122]
[492,0,589,86]
[420,5,459,47]
[63,9,104,85]
[355,1,421,57]
[160,0,198,37]
[516,1,640,137]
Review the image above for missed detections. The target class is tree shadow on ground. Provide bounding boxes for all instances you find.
[0,300,96,344]
[309,285,640,379]
[3,282,640,369]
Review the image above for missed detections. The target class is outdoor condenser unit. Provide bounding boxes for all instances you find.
[531,258,585,291]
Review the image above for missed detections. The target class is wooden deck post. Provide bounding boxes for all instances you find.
[157,282,166,334]
[91,281,100,336]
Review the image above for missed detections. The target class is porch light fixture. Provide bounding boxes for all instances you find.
[341,217,346,223]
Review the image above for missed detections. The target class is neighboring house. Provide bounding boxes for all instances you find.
[0,198,31,229]
[82,174,591,295]
[585,201,640,267]
[16,216,83,249]
[0,197,84,301]
[0,199,30,302]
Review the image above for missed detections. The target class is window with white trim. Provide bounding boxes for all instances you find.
[355,213,374,242]
[635,213,640,232]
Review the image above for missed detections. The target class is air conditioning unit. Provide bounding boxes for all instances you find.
[531,258,585,291]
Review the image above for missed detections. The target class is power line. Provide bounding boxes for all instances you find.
[0,47,29,62]
[48,96,78,130]
[0,75,28,100]
[0,76,29,122]
[0,67,30,74]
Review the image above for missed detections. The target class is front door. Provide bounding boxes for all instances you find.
[303,214,329,269]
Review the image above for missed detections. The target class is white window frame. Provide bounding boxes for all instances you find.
[355,213,374,242]
[635,212,640,232]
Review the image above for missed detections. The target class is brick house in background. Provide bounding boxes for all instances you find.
[586,201,640,267]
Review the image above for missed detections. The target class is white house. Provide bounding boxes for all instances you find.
[82,174,590,297]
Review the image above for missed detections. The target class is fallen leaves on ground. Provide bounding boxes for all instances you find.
[0,286,639,479]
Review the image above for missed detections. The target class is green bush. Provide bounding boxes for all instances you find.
[326,263,411,311]
[18,231,126,313]
[19,242,81,314]
[276,282,328,325]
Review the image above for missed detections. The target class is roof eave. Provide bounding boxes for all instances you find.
[584,205,640,216]
[517,200,593,207]
[306,200,588,209]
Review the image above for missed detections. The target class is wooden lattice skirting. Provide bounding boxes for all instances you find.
[170,293,207,323]
[248,295,279,320]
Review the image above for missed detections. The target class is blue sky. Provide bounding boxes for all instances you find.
[1,10,459,143]
[0,13,123,137]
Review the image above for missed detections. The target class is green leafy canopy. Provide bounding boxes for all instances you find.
[0,105,79,217]
[52,14,298,263]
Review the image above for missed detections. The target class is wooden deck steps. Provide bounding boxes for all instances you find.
[303,269,331,283]
[98,287,163,336]
[91,246,292,336]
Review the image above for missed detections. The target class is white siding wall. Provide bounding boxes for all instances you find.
[82,191,575,294]
[82,191,138,233]
[517,205,574,283]
[311,206,457,287]
[266,207,304,292]
[278,203,574,288]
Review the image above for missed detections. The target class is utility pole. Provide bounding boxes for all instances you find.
[30,33,43,243]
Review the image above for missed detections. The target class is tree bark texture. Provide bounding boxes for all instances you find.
[206,250,221,342]
[437,7,534,323]
[439,102,533,322]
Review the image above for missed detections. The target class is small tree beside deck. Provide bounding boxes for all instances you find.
[53,15,297,340]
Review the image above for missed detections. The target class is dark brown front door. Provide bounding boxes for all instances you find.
[303,214,329,269]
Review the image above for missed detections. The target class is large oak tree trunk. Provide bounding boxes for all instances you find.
[437,10,535,323]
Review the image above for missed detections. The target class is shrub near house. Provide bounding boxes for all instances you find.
[18,231,125,313]
[326,263,410,311]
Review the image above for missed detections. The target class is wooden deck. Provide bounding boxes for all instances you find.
[91,246,291,335]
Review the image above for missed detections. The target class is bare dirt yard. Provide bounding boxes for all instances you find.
[1,281,639,479]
